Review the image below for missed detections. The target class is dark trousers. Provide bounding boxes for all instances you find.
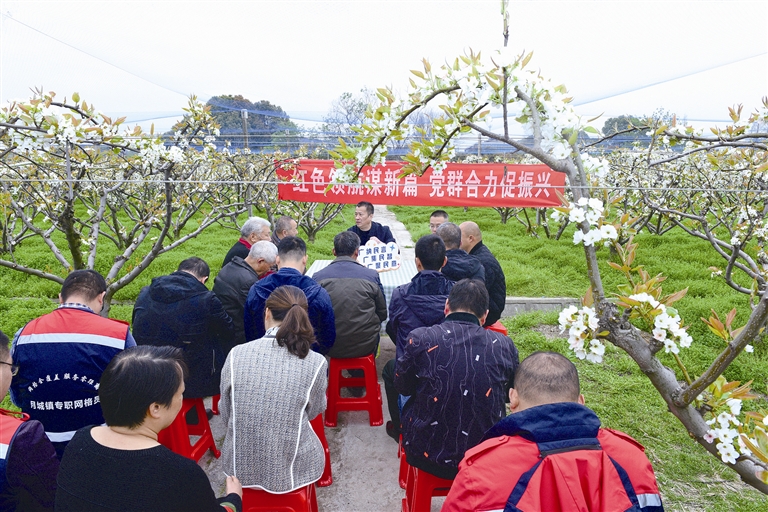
[382,359,401,433]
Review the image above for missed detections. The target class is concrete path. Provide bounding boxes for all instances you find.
[200,205,446,510]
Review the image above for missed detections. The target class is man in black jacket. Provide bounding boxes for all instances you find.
[213,241,278,348]
[459,221,506,326]
[132,257,234,399]
[436,222,485,282]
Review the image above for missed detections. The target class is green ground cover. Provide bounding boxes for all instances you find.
[2,203,768,508]
[393,205,768,510]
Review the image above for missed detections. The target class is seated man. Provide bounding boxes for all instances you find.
[460,221,506,326]
[271,215,299,246]
[10,270,135,459]
[382,234,454,441]
[428,210,449,233]
[243,236,336,354]
[347,201,396,246]
[443,352,664,512]
[0,330,59,511]
[312,231,387,359]
[213,241,278,348]
[436,222,485,282]
[222,216,272,267]
[394,279,518,480]
[132,257,234,400]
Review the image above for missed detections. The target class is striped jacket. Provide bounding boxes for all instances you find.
[10,306,132,451]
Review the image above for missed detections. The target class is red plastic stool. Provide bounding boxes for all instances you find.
[158,398,220,462]
[324,354,383,427]
[309,414,332,487]
[485,320,508,335]
[211,394,220,415]
[401,463,454,512]
[398,435,407,489]
[242,484,318,512]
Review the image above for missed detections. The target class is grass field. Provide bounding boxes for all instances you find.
[2,203,768,509]
[391,205,768,511]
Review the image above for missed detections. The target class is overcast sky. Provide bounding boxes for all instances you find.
[1,0,766,133]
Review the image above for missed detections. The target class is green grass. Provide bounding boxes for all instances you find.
[392,206,768,510]
[505,311,768,511]
[3,203,768,507]
[0,205,357,409]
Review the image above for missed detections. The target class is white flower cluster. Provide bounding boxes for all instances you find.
[580,153,610,186]
[703,399,745,464]
[551,197,618,247]
[629,293,692,354]
[558,305,606,363]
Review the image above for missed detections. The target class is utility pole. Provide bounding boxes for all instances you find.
[241,109,249,150]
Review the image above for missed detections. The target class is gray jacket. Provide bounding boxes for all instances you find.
[313,256,387,358]
[219,328,327,493]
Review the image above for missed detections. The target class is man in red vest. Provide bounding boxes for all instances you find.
[10,270,135,459]
[1,329,59,510]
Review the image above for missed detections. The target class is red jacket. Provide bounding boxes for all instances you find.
[443,403,663,512]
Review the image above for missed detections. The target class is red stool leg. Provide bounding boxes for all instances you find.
[324,355,383,427]
[398,436,408,489]
[309,414,332,487]
[160,398,220,462]
[211,394,220,415]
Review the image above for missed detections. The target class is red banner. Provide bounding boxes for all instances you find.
[276,160,565,208]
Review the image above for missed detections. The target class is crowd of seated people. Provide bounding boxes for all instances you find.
[1,215,664,511]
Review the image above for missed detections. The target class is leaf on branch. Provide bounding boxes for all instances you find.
[411,70,425,79]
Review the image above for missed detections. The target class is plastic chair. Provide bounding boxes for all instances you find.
[241,485,318,512]
[211,393,220,415]
[485,320,508,335]
[398,435,407,489]
[158,398,220,462]
[324,354,384,427]
[401,463,454,512]
[309,414,332,487]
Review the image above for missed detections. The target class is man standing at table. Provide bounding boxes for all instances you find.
[348,201,396,246]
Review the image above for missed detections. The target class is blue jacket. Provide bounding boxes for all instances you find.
[385,270,454,360]
[132,271,234,398]
[395,312,518,480]
[10,306,133,457]
[244,267,336,355]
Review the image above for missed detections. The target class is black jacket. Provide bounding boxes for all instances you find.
[442,249,485,283]
[132,271,234,398]
[313,256,387,358]
[469,242,506,326]
[212,256,260,348]
[222,239,249,267]
[347,222,396,246]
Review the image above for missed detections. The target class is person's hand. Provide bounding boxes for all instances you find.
[225,475,242,497]
[369,236,382,244]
